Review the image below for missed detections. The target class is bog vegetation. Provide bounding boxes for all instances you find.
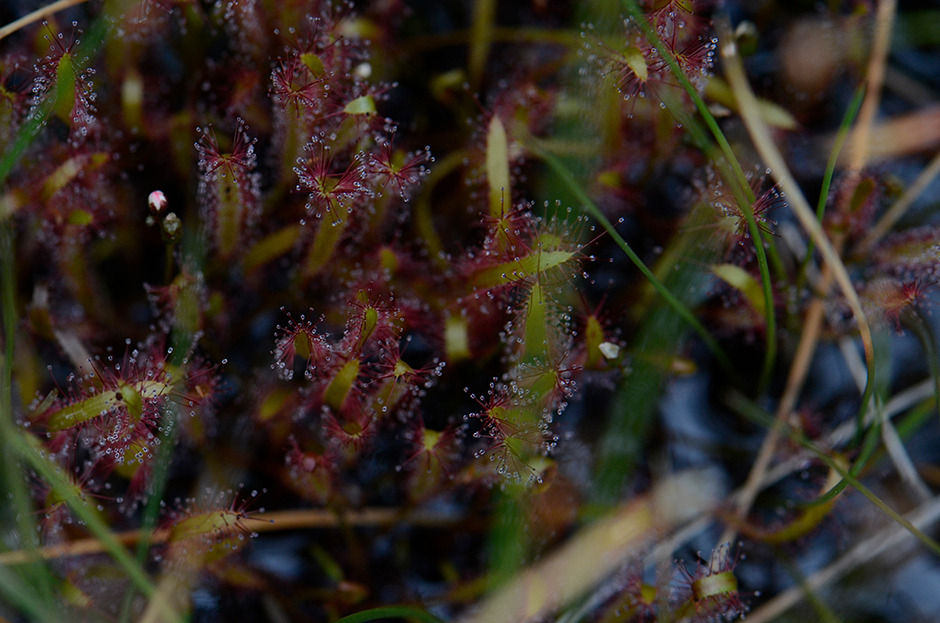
[1,1,940,622]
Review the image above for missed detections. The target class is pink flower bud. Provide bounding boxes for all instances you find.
[148,190,168,215]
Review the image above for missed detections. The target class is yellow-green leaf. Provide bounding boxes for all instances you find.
[343,95,376,116]
[472,249,576,290]
[324,358,360,412]
[53,52,77,124]
[712,263,766,316]
[622,45,648,83]
[486,115,510,218]
[705,76,799,130]
[45,380,167,432]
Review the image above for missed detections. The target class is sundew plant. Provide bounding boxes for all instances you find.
[2,0,940,622]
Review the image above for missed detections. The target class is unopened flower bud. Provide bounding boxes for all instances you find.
[161,212,182,243]
[148,190,168,215]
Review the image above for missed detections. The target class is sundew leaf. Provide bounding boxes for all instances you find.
[486,115,510,218]
[324,358,360,412]
[300,51,325,77]
[712,263,766,316]
[45,380,168,432]
[470,249,577,290]
[343,94,376,116]
[621,45,648,83]
[705,77,798,130]
[52,51,77,124]
[737,457,845,544]
[214,169,246,260]
[244,224,301,271]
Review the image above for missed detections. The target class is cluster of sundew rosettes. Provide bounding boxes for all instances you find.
[272,292,447,495]
[267,202,611,489]
[265,7,432,281]
[581,0,716,113]
[30,339,219,510]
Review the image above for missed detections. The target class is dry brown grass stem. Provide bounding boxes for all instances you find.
[716,0,896,546]
[0,0,89,42]
[0,508,459,566]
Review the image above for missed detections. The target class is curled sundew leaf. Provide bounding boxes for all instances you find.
[732,456,846,545]
[674,543,748,621]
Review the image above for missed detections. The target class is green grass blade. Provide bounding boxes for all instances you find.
[13,430,158,599]
[335,605,447,623]
[0,222,59,617]
[798,85,866,291]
